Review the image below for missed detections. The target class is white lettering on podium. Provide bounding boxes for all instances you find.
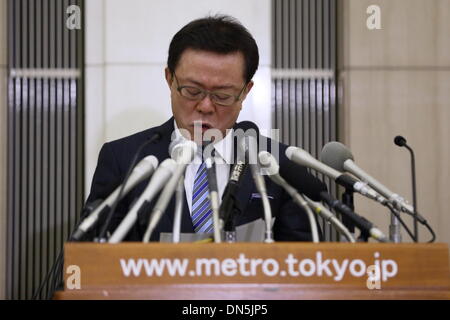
[332,259,349,281]
[382,259,398,282]
[118,252,399,283]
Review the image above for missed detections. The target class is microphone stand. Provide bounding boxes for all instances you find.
[205,156,222,243]
[222,198,240,243]
[394,135,418,242]
[389,212,402,243]
[405,143,418,241]
[172,176,185,243]
[221,186,242,243]
[220,161,246,243]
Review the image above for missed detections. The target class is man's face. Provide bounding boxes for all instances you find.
[165,49,253,142]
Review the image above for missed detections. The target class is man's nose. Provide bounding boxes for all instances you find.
[195,94,215,114]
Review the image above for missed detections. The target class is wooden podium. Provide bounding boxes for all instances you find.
[54,242,450,300]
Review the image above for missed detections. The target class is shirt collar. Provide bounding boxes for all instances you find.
[173,119,233,165]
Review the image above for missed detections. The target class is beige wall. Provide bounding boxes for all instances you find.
[0,0,7,299]
[339,0,450,244]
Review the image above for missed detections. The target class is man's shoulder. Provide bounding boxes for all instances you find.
[259,134,289,160]
[105,118,174,152]
[107,127,156,148]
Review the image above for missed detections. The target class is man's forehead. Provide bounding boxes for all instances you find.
[175,49,246,84]
[176,49,244,69]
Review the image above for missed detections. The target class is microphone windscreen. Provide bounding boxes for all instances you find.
[279,158,327,201]
[233,121,259,162]
[320,141,354,172]
[235,120,259,133]
[169,139,197,162]
[394,135,407,147]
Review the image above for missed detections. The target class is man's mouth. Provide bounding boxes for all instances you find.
[192,121,213,132]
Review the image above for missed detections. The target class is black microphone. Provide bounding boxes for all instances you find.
[394,135,407,147]
[278,162,387,242]
[319,192,389,242]
[394,135,418,242]
[219,121,259,233]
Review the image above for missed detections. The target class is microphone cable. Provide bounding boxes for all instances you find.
[96,131,162,241]
[31,199,103,300]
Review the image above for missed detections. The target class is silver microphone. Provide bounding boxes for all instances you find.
[205,156,221,243]
[258,151,319,243]
[244,137,274,243]
[109,158,177,243]
[142,140,197,242]
[285,146,386,204]
[303,197,356,243]
[72,155,159,241]
[320,141,424,221]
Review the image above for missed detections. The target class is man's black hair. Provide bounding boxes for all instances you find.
[167,15,259,83]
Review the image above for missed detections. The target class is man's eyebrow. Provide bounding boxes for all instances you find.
[184,78,237,90]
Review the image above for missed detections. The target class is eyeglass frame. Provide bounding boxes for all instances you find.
[172,72,248,107]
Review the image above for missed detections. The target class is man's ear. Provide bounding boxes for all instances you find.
[241,81,254,100]
[165,68,173,88]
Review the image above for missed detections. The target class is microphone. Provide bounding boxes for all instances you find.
[286,146,386,204]
[142,139,197,242]
[244,136,274,243]
[394,135,407,147]
[219,121,257,237]
[394,135,418,241]
[258,151,319,242]
[97,130,165,241]
[278,150,388,242]
[172,175,185,243]
[203,141,223,243]
[108,158,177,243]
[303,196,356,243]
[220,161,246,240]
[71,155,159,241]
[204,150,222,243]
[320,141,426,222]
[319,191,389,242]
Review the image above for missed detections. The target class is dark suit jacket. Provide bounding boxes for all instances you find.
[85,118,327,242]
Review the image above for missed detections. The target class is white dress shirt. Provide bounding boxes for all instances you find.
[173,121,234,215]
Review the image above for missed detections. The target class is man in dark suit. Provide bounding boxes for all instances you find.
[86,15,326,242]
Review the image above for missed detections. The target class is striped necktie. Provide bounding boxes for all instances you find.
[192,162,213,233]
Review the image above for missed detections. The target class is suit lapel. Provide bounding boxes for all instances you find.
[233,166,255,223]
[141,118,173,164]
[177,187,194,233]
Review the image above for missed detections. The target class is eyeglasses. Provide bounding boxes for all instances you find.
[173,72,247,107]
